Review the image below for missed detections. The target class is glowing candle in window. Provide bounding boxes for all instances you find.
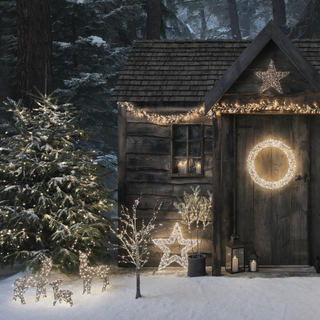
[178,161,187,174]
[196,161,201,174]
[250,260,257,272]
[232,255,238,272]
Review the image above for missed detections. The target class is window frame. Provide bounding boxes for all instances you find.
[171,123,204,177]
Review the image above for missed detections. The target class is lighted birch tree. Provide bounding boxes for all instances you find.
[113,197,161,299]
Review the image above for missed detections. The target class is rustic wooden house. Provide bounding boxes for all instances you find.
[110,20,320,276]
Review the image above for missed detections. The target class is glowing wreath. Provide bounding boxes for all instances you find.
[247,139,296,189]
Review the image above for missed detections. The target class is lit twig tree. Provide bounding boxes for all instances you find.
[0,94,114,271]
[113,197,161,299]
[174,186,212,258]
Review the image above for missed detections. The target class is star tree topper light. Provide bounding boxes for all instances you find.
[152,223,199,270]
[255,59,289,94]
[247,139,296,189]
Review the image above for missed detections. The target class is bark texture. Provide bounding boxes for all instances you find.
[17,0,52,109]
[135,268,141,299]
[228,0,241,39]
[146,0,161,40]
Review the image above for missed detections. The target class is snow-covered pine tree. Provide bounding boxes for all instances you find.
[0,94,114,272]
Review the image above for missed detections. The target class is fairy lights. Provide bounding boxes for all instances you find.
[209,101,320,117]
[13,257,52,304]
[152,223,199,270]
[78,250,109,295]
[247,139,296,189]
[119,102,214,124]
[255,59,290,94]
[49,280,73,307]
[120,101,320,122]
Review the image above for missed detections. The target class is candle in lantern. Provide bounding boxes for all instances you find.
[232,255,238,272]
[250,260,257,272]
[178,161,187,174]
[196,162,201,174]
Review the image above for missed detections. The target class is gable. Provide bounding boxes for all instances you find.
[204,20,320,113]
[221,40,320,106]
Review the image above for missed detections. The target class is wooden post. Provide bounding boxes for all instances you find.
[212,115,222,276]
[118,103,127,267]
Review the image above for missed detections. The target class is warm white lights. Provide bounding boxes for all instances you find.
[49,279,73,307]
[78,250,109,294]
[118,102,214,124]
[152,223,199,270]
[13,257,52,304]
[255,59,290,94]
[247,139,296,189]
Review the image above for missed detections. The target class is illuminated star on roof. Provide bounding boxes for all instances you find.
[255,59,289,94]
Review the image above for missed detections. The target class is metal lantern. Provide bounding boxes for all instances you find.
[248,251,259,272]
[225,234,245,274]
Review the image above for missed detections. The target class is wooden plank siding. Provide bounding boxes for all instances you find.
[123,106,213,267]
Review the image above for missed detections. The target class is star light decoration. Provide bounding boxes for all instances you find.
[255,60,289,94]
[247,139,296,189]
[152,223,199,270]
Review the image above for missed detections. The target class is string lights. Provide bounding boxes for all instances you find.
[49,280,74,307]
[119,101,320,122]
[152,223,199,270]
[78,250,109,295]
[255,59,290,94]
[13,257,52,304]
[118,102,214,124]
[209,101,320,117]
[247,139,296,189]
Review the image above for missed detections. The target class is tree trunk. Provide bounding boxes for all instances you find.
[228,0,241,39]
[135,267,141,299]
[127,20,137,43]
[17,0,52,109]
[146,0,161,40]
[200,6,207,39]
[272,0,286,27]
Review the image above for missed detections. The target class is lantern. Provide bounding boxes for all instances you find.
[248,251,259,272]
[225,234,245,274]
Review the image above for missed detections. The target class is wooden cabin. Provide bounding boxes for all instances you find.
[110,20,320,275]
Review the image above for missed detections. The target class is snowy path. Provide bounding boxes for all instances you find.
[1,266,319,320]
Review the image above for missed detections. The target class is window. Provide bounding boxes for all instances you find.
[172,124,203,176]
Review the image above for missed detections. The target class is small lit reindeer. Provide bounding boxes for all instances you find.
[49,280,73,307]
[13,257,53,304]
[79,250,109,294]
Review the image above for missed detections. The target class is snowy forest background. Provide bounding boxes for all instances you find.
[0,0,319,194]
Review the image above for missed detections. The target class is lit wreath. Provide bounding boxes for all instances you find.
[247,139,296,189]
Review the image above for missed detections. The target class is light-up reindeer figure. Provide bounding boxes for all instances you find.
[13,257,53,304]
[78,250,109,294]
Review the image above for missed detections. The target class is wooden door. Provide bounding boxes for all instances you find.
[236,115,309,265]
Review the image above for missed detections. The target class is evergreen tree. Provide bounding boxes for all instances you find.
[0,94,114,272]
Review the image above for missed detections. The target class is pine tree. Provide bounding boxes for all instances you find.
[0,94,114,272]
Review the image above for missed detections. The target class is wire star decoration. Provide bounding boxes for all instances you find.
[152,223,199,270]
[255,59,289,94]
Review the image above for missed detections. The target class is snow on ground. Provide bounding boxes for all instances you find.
[1,266,320,320]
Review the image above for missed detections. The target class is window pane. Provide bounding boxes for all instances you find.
[173,125,187,140]
[189,125,201,140]
[173,159,187,174]
[173,141,187,157]
[188,142,201,157]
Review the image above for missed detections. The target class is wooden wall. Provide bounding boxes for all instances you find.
[119,103,213,267]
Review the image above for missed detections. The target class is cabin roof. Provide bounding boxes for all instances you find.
[110,33,320,104]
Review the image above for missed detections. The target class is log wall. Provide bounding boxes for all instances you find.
[119,103,213,267]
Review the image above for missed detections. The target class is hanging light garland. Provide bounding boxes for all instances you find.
[119,101,320,124]
[247,139,296,189]
[118,102,214,124]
